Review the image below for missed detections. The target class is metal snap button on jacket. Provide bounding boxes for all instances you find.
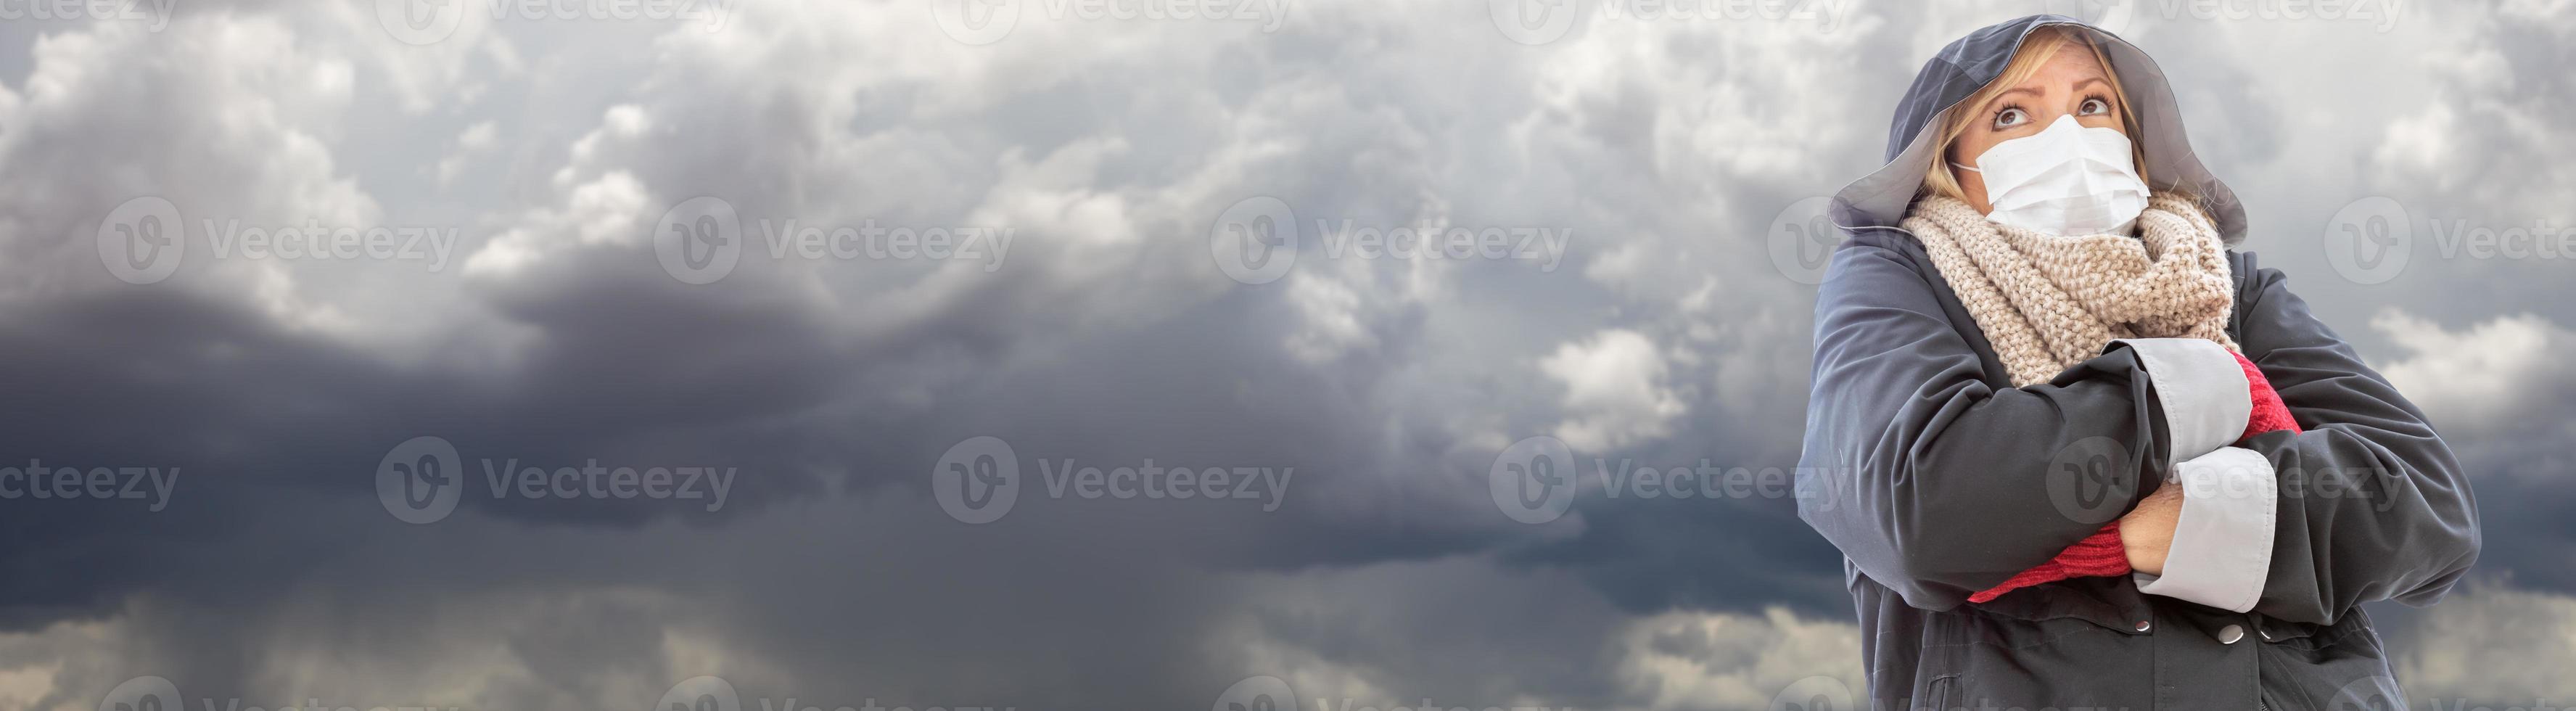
[2135,620,2152,633]
[2218,624,2246,644]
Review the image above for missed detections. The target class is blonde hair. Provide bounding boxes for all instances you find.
[1919,25,2152,204]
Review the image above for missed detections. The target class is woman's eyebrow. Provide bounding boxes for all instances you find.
[1988,86,2040,104]
[1985,76,2113,110]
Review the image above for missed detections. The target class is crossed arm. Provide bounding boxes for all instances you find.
[1795,240,2479,621]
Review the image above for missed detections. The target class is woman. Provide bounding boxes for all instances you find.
[1795,15,2480,711]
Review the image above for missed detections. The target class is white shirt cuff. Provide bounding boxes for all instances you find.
[2132,446,2276,612]
[2112,338,2252,464]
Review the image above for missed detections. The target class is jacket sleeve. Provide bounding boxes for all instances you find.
[2231,259,2481,625]
[1796,237,2175,611]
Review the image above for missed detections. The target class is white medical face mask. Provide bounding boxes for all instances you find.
[1949,114,2151,237]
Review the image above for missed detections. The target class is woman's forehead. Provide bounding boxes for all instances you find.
[2019,44,2110,85]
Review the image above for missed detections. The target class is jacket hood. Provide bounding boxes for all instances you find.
[1830,15,2247,244]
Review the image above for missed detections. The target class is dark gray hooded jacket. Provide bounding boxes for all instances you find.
[1795,15,2480,711]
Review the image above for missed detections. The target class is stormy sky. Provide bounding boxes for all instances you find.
[1,1,2572,710]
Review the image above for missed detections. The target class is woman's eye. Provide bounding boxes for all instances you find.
[1992,107,2028,128]
[2080,97,2110,115]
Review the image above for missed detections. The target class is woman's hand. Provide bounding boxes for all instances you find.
[2119,482,2184,575]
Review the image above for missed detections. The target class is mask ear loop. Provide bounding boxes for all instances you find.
[1949,162,1981,173]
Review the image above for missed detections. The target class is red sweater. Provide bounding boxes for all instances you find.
[1968,353,2297,604]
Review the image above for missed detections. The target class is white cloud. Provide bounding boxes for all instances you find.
[2367,310,2576,487]
[461,169,653,277]
[436,120,499,185]
[2395,586,2576,707]
[0,588,775,711]
[1285,272,1373,363]
[2371,310,2576,430]
[0,13,374,334]
[1542,329,1688,451]
[2356,0,2576,223]
[1221,557,1866,711]
[1613,608,1865,711]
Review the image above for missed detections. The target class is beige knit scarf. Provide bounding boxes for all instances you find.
[1901,192,2237,387]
